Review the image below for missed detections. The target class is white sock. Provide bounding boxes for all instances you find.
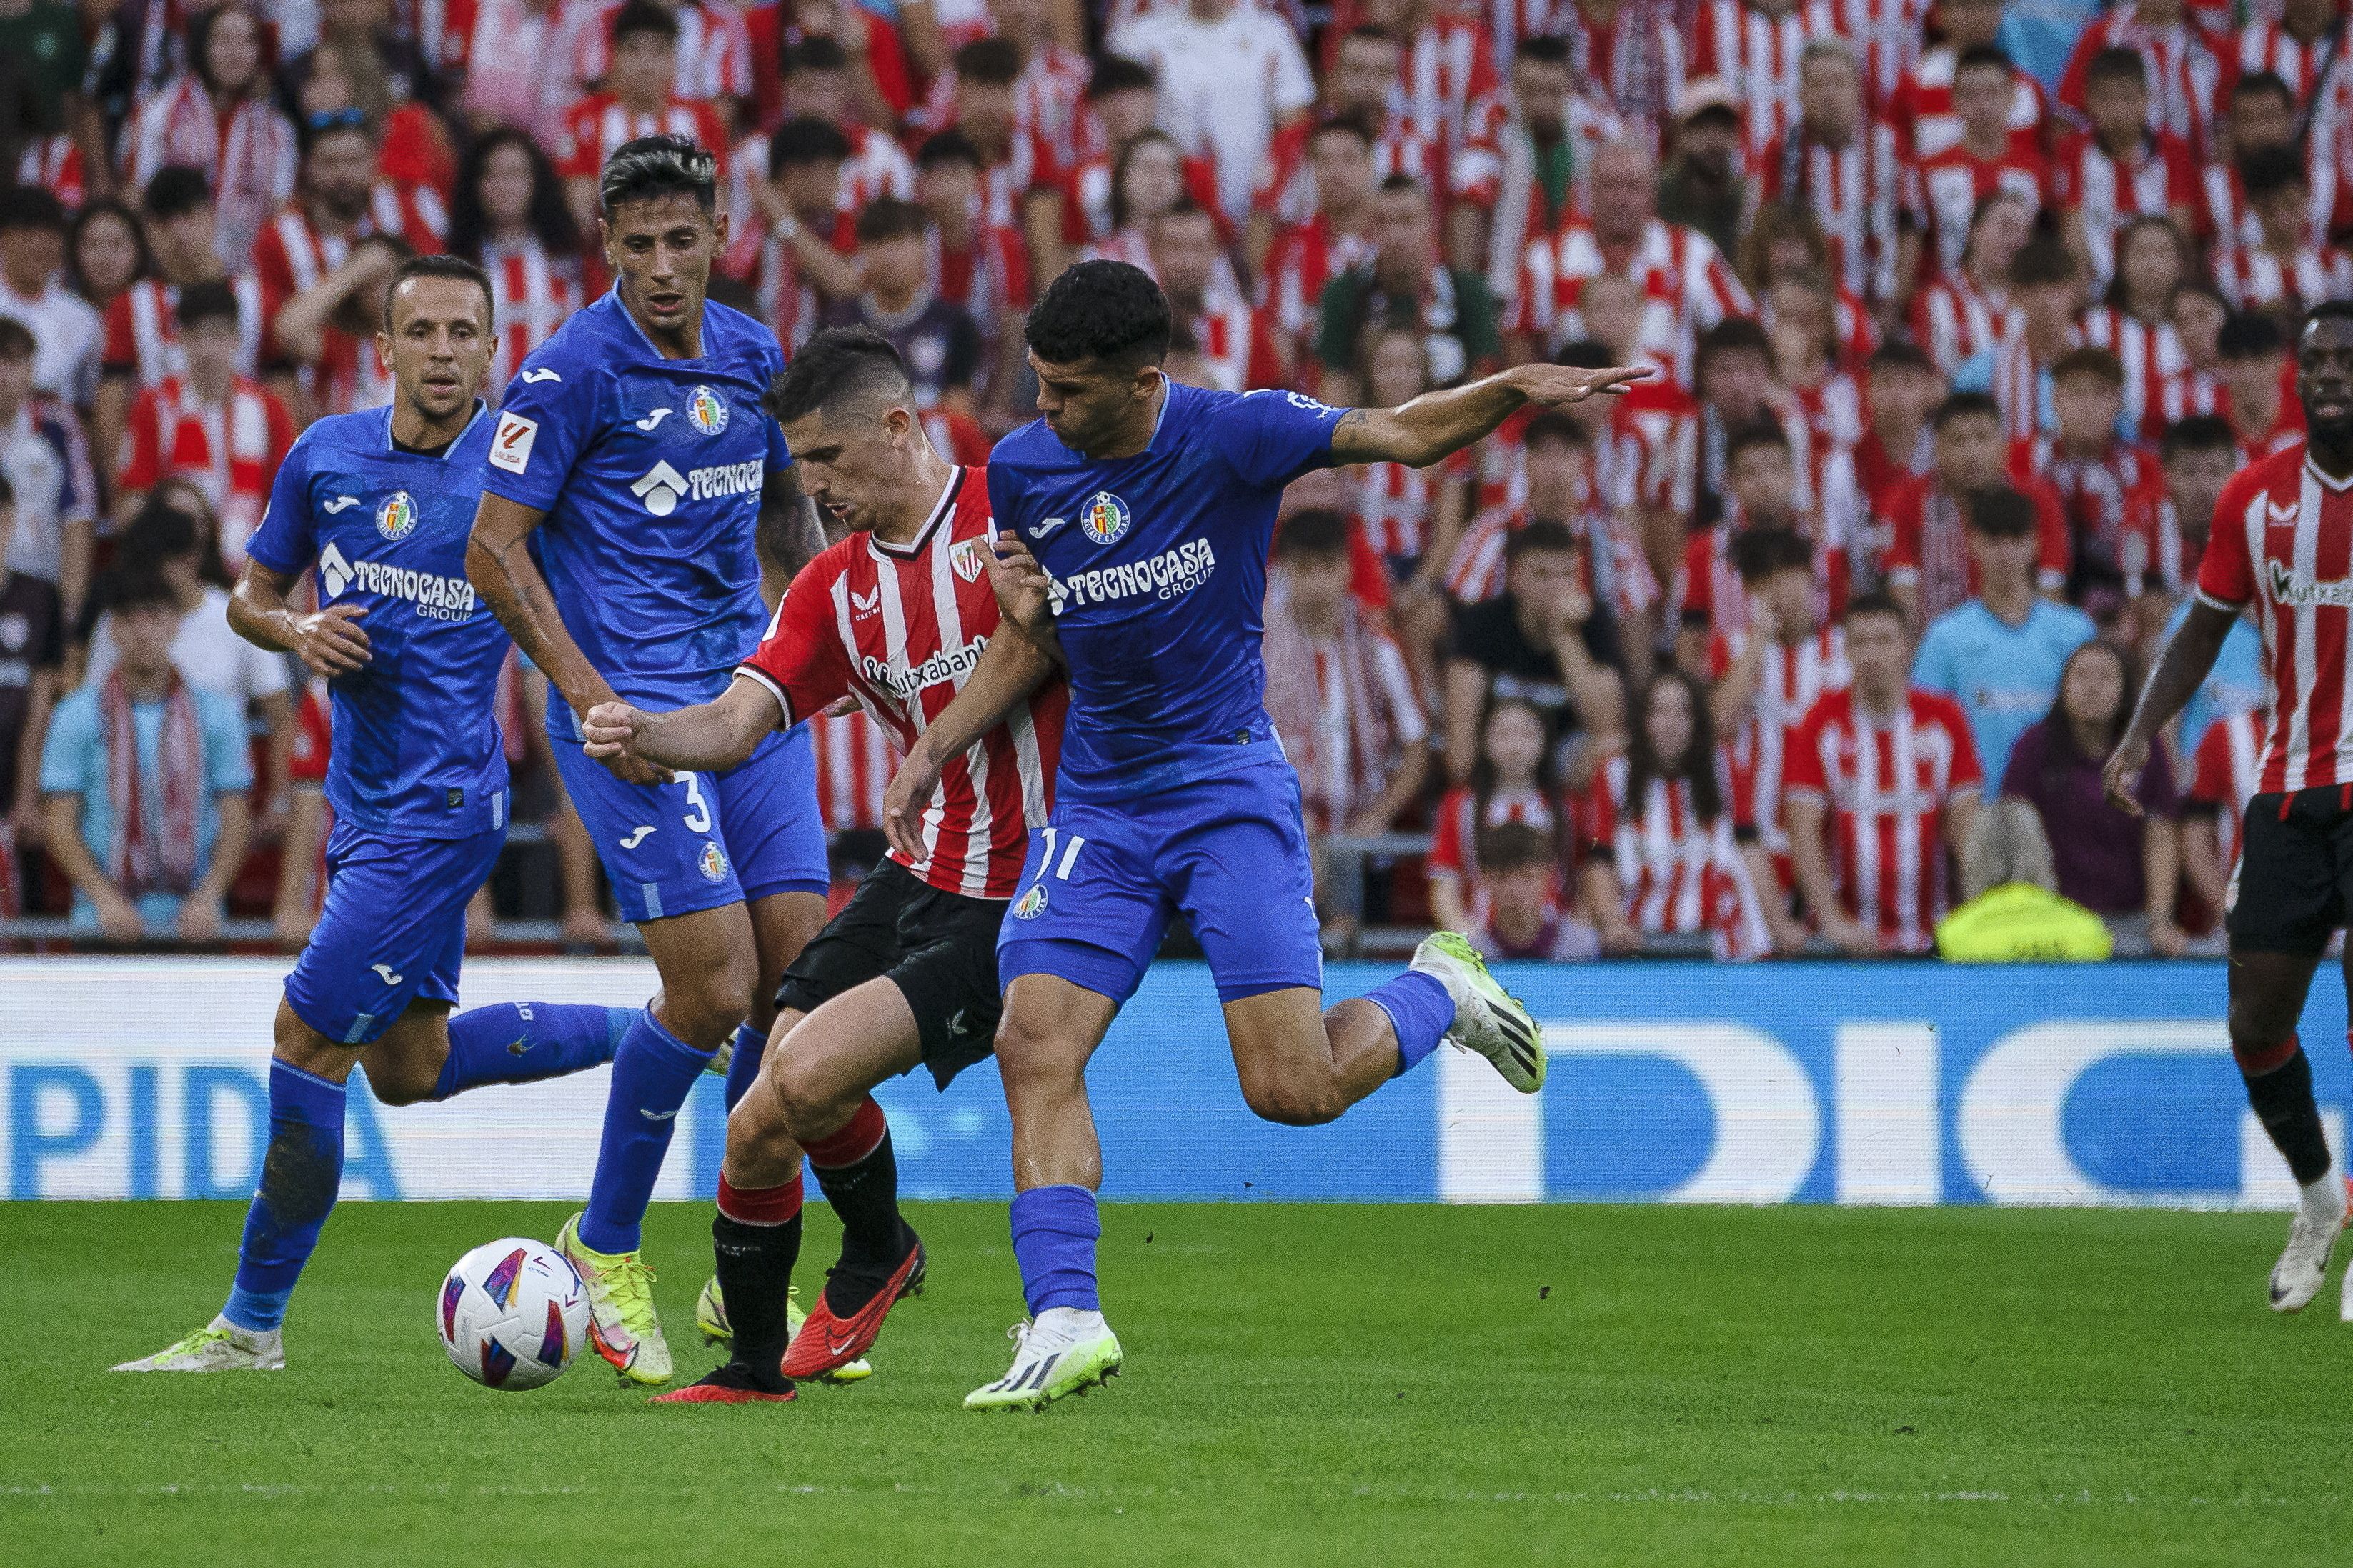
[2299,1169,2345,1222]
[1037,1306,1105,1337]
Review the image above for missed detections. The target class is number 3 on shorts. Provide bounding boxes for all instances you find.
[680,773,712,834]
[1038,827,1086,880]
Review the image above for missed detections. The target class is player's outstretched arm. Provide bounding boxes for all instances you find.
[582,678,782,776]
[2104,599,2238,816]
[880,622,1060,864]
[1328,361,1653,470]
[467,492,663,785]
[228,560,372,678]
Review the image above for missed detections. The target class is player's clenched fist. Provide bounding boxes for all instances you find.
[581,701,675,785]
[988,529,1055,636]
[292,601,371,678]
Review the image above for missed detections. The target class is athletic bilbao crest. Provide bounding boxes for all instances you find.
[1079,491,1130,546]
[699,840,730,883]
[375,490,419,541]
[1013,884,1048,919]
[951,536,988,583]
[687,385,729,435]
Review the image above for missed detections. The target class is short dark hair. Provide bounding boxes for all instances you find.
[1955,43,2013,78]
[2086,46,2146,89]
[119,494,200,565]
[954,36,1023,86]
[2009,236,2078,291]
[1934,390,2003,431]
[769,116,850,175]
[1088,54,1155,99]
[1696,316,1773,376]
[0,184,66,235]
[1966,484,2038,539]
[1273,507,1351,560]
[298,106,373,161]
[1522,409,1585,450]
[1728,525,1814,584]
[0,318,36,364]
[1726,419,1791,463]
[141,164,212,219]
[1474,819,1554,873]
[609,0,679,47]
[2219,309,2287,360]
[1310,114,1376,151]
[2234,69,2296,107]
[2051,345,2125,389]
[2309,299,2353,331]
[2241,144,2309,199]
[1844,587,1906,627]
[1504,517,1580,564]
[1377,170,1426,200]
[600,134,717,217]
[783,37,848,75]
[1341,23,1397,49]
[765,324,912,426]
[2161,413,2238,460]
[1868,339,1936,377]
[915,130,984,173]
[854,195,928,246]
[176,279,239,329]
[382,253,494,332]
[1025,259,1171,370]
[101,569,179,616]
[1516,34,1571,67]
[1553,339,1615,372]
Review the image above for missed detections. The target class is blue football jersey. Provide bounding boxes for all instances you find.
[986,381,1344,802]
[480,289,791,730]
[247,403,511,838]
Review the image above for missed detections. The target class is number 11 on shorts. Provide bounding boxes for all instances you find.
[1039,827,1085,881]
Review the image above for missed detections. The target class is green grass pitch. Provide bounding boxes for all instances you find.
[6,1199,2351,1566]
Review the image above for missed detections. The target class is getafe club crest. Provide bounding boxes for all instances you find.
[376,490,419,541]
[1080,490,1130,546]
[950,536,988,583]
[698,840,730,883]
[1012,884,1048,919]
[687,385,729,435]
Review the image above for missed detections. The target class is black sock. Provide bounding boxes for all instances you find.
[712,1211,800,1387]
[2244,1047,2333,1186]
[813,1131,906,1271]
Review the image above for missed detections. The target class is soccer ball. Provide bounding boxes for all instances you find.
[437,1237,588,1391]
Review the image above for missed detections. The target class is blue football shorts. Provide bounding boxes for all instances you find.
[997,759,1323,1006]
[284,820,507,1045]
[554,722,829,925]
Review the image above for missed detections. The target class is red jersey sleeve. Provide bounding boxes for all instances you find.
[2188,722,2233,807]
[2197,463,2264,606]
[101,291,136,372]
[1574,774,1618,851]
[1426,787,1469,876]
[555,102,602,181]
[1932,692,1985,794]
[1782,699,1832,797]
[117,389,161,491]
[2027,479,2071,586]
[737,555,853,724]
[1678,527,1716,621]
[1880,484,1923,579]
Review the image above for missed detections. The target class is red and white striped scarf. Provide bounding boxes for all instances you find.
[124,77,295,268]
[101,665,202,898]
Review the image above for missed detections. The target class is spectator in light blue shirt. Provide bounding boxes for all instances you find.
[1913,486,2098,791]
[38,571,250,939]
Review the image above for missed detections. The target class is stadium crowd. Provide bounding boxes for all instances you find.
[0,0,2329,959]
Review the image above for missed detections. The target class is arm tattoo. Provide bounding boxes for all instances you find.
[757,484,827,581]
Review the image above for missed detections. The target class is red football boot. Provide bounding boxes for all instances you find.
[649,1366,797,1404]
[780,1235,927,1381]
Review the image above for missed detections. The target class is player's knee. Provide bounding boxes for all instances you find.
[270,1002,354,1084]
[662,952,757,1047]
[993,1007,1082,1094]
[723,1084,800,1185]
[767,1050,845,1140]
[1238,1070,1346,1127]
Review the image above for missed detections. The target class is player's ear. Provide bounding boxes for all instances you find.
[710,204,730,254]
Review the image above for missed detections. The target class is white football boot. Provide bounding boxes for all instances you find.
[1410,932,1546,1092]
[112,1316,284,1372]
[2270,1172,2347,1313]
[964,1309,1122,1412]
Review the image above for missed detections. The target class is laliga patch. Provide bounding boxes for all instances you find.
[375,489,419,541]
[698,840,730,884]
[1012,884,1048,919]
[687,385,729,435]
[490,412,537,474]
[1079,490,1130,546]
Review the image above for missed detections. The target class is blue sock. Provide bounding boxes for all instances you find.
[579,1007,715,1255]
[1365,970,1454,1077]
[1010,1184,1100,1314]
[432,1002,630,1099]
[222,1059,347,1333]
[722,1021,765,1113]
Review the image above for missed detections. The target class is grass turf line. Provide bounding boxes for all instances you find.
[4,1200,2350,1567]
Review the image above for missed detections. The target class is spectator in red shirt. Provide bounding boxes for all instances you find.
[1426,692,1559,933]
[1852,339,1939,514]
[2055,46,2197,296]
[2214,308,2305,461]
[1881,391,2071,629]
[2014,345,2165,618]
[114,281,293,562]
[1468,818,1598,961]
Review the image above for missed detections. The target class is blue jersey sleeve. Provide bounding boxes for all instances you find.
[985,461,1026,537]
[243,431,314,574]
[482,355,600,511]
[1213,389,1346,489]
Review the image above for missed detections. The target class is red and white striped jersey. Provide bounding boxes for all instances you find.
[1427,781,1556,884]
[2212,240,2353,314]
[1905,144,2050,282]
[2196,445,2353,795]
[840,126,917,212]
[1349,451,1472,563]
[479,239,583,400]
[1260,591,1428,826]
[1753,121,1904,304]
[913,44,1093,164]
[1055,146,1225,247]
[1576,751,1773,959]
[1388,14,1501,169]
[252,187,449,324]
[1178,296,1284,394]
[101,276,267,389]
[2057,6,2231,155]
[1512,216,1752,379]
[1529,0,1685,149]
[2051,131,2197,290]
[572,0,752,104]
[2078,306,2202,441]
[927,222,1032,331]
[1888,47,2048,163]
[1880,472,2074,619]
[1782,686,1983,952]
[1908,273,2021,379]
[554,95,730,182]
[1251,114,1444,228]
[807,706,895,833]
[1679,514,1853,641]
[2010,434,2165,590]
[2234,19,2344,106]
[115,374,293,566]
[2187,702,2266,878]
[1708,623,1852,851]
[1689,0,1807,156]
[17,135,83,209]
[2120,496,2207,599]
[739,466,1066,897]
[1786,371,1866,454]
[1446,501,1661,620]
[1804,0,1929,108]
[2200,159,2262,251]
[1265,216,1376,340]
[119,78,297,269]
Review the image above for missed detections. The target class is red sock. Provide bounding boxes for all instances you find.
[716,1173,803,1227]
[802,1097,887,1169]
